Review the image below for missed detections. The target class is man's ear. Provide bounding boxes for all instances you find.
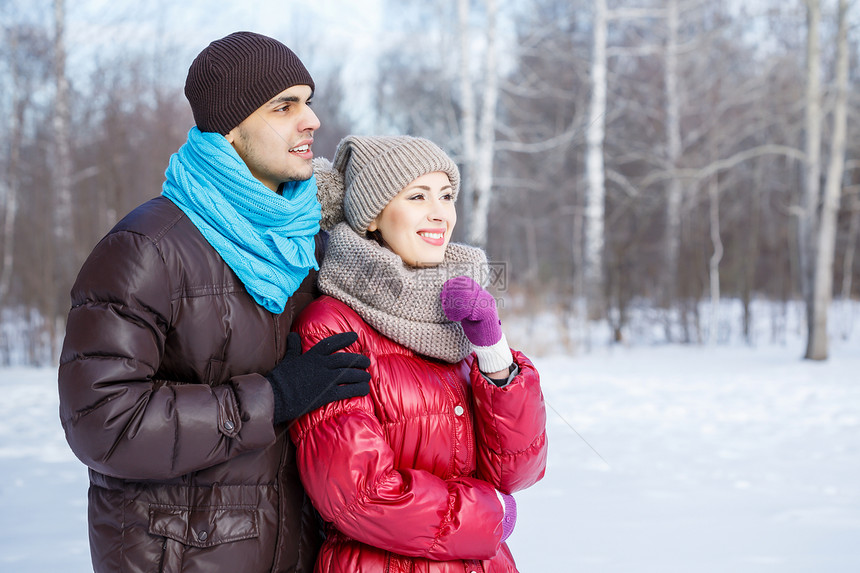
[224,129,236,144]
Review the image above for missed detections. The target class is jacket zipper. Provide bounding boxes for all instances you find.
[271,311,287,568]
[272,311,282,358]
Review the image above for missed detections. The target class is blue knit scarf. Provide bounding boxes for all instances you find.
[162,127,321,314]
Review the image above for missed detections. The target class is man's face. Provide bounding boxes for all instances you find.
[225,84,319,192]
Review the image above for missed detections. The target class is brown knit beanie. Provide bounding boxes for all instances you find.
[185,31,315,135]
[333,135,460,234]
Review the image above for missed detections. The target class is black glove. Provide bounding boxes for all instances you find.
[266,331,371,424]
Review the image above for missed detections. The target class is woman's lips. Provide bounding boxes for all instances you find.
[418,230,445,246]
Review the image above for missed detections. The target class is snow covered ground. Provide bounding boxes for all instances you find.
[513,339,860,572]
[1,323,859,571]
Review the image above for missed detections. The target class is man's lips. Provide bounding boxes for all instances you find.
[289,141,313,157]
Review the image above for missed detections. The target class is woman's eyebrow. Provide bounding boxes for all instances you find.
[404,184,453,191]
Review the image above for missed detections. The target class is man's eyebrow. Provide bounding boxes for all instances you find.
[267,94,303,106]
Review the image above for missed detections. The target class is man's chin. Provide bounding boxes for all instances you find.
[285,163,314,183]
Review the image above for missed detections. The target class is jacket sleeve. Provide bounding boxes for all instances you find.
[58,230,275,480]
[471,350,548,493]
[289,314,506,561]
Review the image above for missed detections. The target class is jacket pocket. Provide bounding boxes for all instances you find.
[148,504,259,548]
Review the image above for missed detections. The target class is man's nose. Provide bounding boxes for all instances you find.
[300,105,320,132]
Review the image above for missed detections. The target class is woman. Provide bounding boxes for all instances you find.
[291,135,547,572]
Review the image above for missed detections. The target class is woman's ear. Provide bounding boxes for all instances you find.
[367,219,378,233]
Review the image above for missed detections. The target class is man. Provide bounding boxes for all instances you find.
[58,31,370,573]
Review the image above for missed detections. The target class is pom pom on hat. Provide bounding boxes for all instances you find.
[313,157,346,231]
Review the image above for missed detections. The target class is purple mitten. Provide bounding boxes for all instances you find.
[440,276,502,346]
[441,276,512,373]
[500,492,517,542]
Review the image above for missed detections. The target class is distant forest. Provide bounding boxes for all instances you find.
[2,0,858,364]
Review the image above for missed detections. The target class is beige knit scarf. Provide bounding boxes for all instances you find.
[318,222,488,363]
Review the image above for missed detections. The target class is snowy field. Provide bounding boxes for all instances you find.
[1,310,859,571]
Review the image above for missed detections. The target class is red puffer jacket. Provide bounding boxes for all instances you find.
[290,295,547,573]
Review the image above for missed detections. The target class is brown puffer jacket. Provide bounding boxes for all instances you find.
[58,196,324,573]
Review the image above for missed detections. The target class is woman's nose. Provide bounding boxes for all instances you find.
[427,204,445,221]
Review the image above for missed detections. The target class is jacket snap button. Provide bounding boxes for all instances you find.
[454,405,465,416]
[197,530,208,542]
[223,420,234,432]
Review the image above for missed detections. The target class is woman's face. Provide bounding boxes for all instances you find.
[367,171,457,267]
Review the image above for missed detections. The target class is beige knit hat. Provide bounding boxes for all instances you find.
[331,135,460,234]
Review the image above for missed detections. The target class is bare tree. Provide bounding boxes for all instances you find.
[456,0,500,248]
[663,0,683,331]
[707,172,723,344]
[585,1,665,326]
[456,0,477,241]
[0,12,54,364]
[470,0,500,249]
[53,0,73,257]
[584,0,608,320]
[841,189,859,302]
[805,0,850,360]
[800,0,822,351]
[0,29,23,305]
[49,0,74,357]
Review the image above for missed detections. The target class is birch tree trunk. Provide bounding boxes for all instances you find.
[743,160,764,344]
[841,192,859,301]
[663,0,682,335]
[708,174,723,345]
[806,0,849,360]
[467,0,499,249]
[53,0,73,251]
[457,0,477,241]
[584,0,608,319]
[52,0,74,357]
[839,192,859,340]
[800,0,822,348]
[0,30,22,305]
